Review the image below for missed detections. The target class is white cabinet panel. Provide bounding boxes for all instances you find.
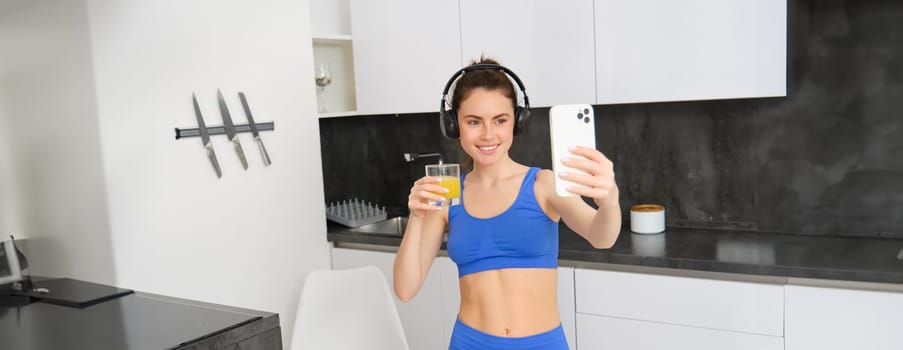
[557,267,577,350]
[594,0,787,104]
[575,268,783,336]
[349,0,461,115]
[331,248,446,350]
[461,0,596,107]
[577,313,784,350]
[309,0,351,37]
[786,285,903,350]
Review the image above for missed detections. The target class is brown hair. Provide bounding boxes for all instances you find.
[450,56,517,114]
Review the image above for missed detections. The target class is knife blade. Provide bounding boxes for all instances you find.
[192,93,222,178]
[238,92,271,166]
[217,89,249,170]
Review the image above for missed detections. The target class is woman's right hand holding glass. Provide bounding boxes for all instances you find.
[408,176,447,217]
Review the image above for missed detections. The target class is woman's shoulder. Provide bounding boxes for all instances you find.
[531,168,556,194]
[533,168,554,182]
[531,168,561,221]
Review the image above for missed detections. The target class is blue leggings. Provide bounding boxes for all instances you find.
[449,318,569,350]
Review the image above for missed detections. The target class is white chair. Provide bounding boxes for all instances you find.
[291,266,410,350]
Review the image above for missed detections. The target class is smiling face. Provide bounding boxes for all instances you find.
[456,87,516,167]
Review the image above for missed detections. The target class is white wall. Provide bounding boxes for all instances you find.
[310,0,351,36]
[1,0,330,346]
[85,0,330,344]
[0,74,15,240]
[0,0,32,13]
[0,0,116,283]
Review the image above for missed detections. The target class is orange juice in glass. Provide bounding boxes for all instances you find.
[425,163,460,206]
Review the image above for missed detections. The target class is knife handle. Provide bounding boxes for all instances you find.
[257,138,271,166]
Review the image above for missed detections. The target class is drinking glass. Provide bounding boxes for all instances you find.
[425,163,460,206]
[314,62,332,113]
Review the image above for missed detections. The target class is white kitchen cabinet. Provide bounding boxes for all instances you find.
[348,0,461,115]
[577,313,784,350]
[594,0,787,104]
[575,267,785,349]
[312,39,357,115]
[310,0,357,115]
[575,268,784,336]
[460,0,596,108]
[785,284,903,350]
[333,246,903,350]
[309,0,351,37]
[557,266,577,350]
[331,248,450,350]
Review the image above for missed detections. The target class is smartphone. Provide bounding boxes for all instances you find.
[549,104,597,197]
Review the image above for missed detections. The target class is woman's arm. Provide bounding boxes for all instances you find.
[393,176,449,302]
[544,146,622,248]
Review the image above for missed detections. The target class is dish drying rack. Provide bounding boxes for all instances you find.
[326,198,387,227]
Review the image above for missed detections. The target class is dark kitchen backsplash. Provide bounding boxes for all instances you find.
[319,0,903,238]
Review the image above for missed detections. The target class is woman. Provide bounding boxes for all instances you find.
[393,57,621,350]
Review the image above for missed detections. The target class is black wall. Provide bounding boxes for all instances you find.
[320,0,903,238]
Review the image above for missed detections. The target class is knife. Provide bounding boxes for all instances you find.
[238,92,271,166]
[217,89,249,170]
[192,93,222,178]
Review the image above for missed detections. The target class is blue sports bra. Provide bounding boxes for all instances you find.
[447,167,559,277]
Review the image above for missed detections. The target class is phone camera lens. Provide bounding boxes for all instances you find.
[577,112,583,120]
[584,117,590,124]
[583,108,590,115]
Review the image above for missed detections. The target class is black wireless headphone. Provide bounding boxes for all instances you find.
[439,63,531,140]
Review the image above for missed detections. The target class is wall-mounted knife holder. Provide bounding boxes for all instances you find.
[174,122,274,139]
[182,90,273,178]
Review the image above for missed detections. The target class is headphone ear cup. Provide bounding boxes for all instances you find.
[513,106,530,135]
[440,108,460,139]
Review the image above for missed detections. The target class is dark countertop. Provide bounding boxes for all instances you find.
[1,285,281,350]
[328,221,903,285]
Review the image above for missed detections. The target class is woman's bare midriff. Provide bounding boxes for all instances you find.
[457,267,560,337]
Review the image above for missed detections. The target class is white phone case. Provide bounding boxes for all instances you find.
[549,104,597,197]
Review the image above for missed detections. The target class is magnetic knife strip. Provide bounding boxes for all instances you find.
[177,91,274,178]
[175,122,274,139]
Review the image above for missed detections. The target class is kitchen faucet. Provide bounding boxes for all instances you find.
[403,152,443,163]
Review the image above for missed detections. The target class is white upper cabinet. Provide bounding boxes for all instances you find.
[310,0,351,37]
[461,0,596,107]
[349,0,462,115]
[344,0,788,114]
[594,0,787,104]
